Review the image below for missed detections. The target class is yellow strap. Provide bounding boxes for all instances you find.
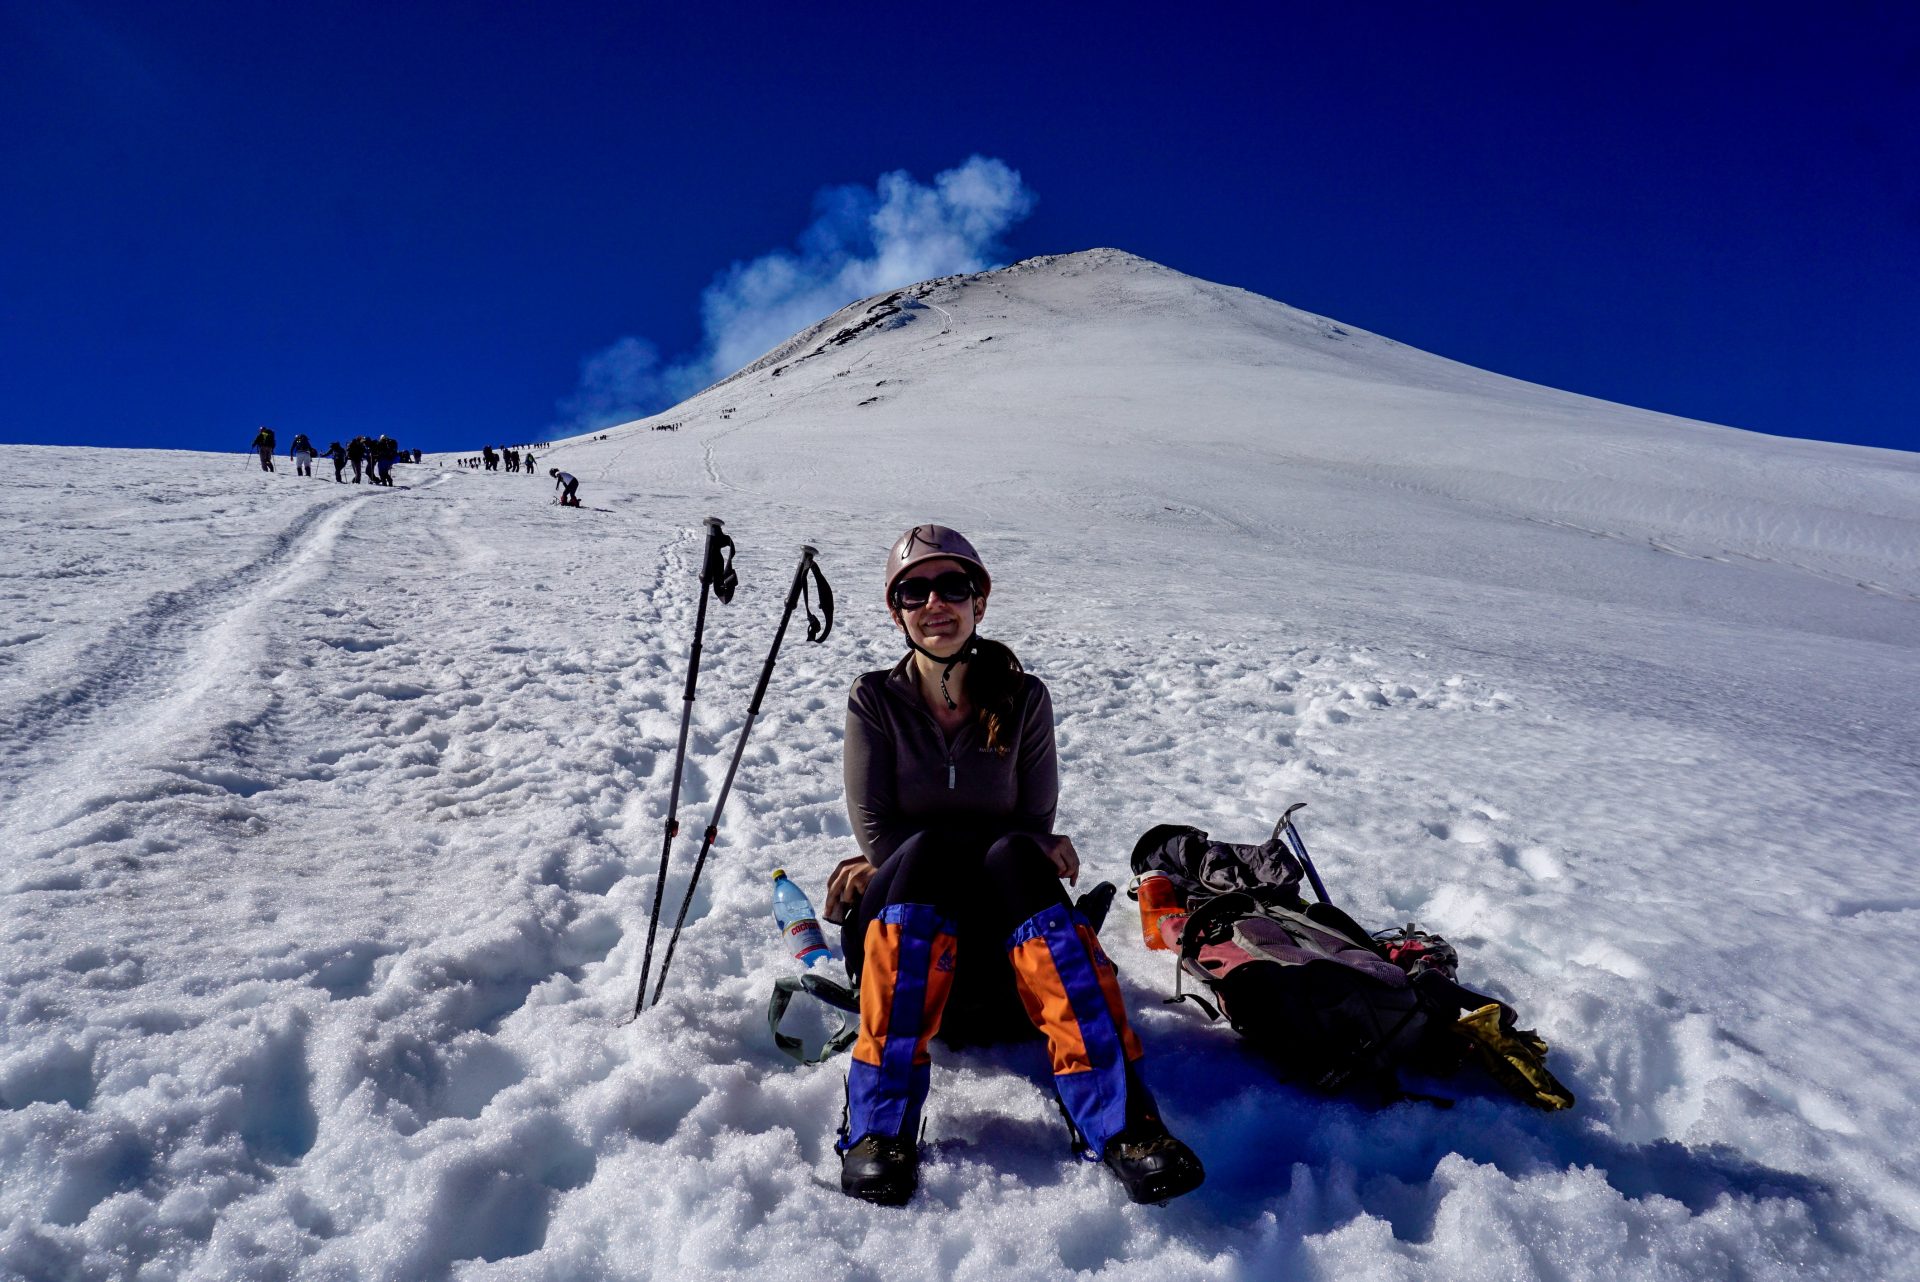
[1457,1004,1576,1111]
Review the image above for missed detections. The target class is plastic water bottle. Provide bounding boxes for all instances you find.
[772,869,830,968]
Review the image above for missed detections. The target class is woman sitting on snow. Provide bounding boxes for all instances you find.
[824,524,1205,1206]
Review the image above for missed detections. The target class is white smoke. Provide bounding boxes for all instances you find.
[556,156,1036,431]
[554,337,666,433]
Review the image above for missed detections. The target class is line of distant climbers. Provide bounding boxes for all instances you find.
[249,427,415,484]
[455,446,542,473]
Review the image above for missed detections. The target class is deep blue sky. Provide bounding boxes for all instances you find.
[3,2,1916,455]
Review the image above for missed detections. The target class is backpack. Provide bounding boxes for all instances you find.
[1131,819,1573,1107]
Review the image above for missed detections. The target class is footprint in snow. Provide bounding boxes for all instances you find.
[1831,896,1920,918]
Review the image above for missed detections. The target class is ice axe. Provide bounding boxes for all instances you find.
[1273,802,1333,905]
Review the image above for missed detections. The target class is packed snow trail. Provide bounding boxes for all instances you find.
[4,251,1920,1280]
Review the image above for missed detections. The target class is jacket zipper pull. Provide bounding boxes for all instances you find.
[948,763,956,790]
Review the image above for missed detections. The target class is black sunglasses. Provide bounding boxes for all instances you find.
[891,570,977,610]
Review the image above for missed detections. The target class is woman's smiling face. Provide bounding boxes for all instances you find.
[892,557,985,659]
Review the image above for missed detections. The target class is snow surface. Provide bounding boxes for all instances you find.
[3,248,1918,1280]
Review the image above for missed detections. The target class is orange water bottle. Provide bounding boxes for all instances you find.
[1135,872,1185,951]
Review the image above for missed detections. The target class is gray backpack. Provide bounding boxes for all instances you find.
[1132,821,1467,1091]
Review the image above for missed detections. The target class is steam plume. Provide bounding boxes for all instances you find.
[556,156,1035,430]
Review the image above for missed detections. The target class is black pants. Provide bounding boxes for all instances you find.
[842,830,1066,1047]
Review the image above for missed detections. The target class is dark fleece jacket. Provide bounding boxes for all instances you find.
[842,655,1058,866]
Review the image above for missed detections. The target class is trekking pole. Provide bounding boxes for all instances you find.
[1273,802,1334,905]
[632,517,739,1019]
[649,545,834,1008]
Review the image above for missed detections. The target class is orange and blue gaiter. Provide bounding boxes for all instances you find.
[841,903,958,1147]
[1007,902,1143,1158]
[841,895,1143,1159]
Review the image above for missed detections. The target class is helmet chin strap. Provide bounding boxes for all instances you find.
[904,634,979,710]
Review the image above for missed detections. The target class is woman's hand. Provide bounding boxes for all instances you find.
[824,855,875,925]
[1038,834,1080,886]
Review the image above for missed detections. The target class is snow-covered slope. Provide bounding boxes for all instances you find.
[3,250,1917,1280]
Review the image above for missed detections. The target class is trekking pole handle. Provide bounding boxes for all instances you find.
[792,545,834,643]
[700,517,738,602]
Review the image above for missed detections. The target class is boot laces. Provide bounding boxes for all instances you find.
[1109,1121,1180,1161]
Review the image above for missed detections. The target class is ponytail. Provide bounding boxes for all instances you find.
[964,637,1024,756]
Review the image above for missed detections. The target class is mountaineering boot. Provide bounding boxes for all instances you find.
[839,1133,920,1206]
[837,903,956,1203]
[1074,880,1118,934]
[1100,1063,1204,1203]
[1101,1116,1205,1204]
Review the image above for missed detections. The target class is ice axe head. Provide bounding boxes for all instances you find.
[1270,803,1333,906]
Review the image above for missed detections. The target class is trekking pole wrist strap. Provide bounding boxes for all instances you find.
[768,974,860,1064]
[702,519,738,603]
[798,547,834,643]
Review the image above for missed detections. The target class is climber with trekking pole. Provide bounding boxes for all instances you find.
[646,544,836,1009]
[631,517,738,1020]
